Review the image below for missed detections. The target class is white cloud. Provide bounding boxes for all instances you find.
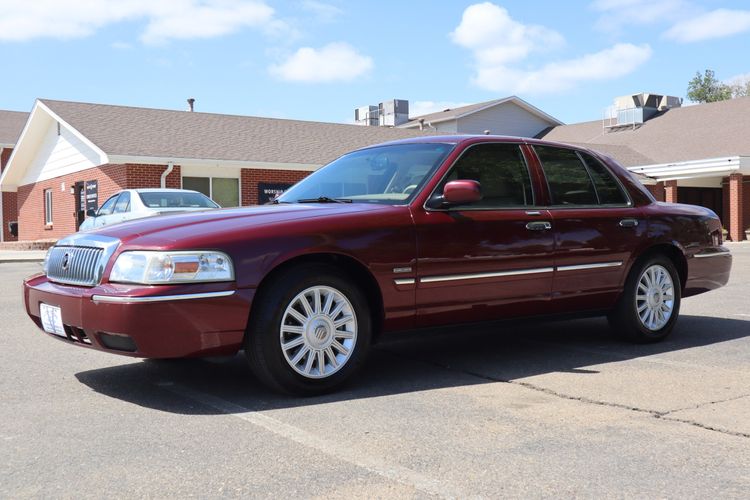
[0,0,282,44]
[409,101,471,117]
[450,2,563,66]
[140,1,276,44]
[269,42,373,83]
[478,43,652,94]
[664,8,750,42]
[300,1,343,22]
[591,0,688,32]
[452,3,652,94]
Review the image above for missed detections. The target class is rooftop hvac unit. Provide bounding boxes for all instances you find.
[378,99,409,127]
[354,105,378,126]
[605,92,682,130]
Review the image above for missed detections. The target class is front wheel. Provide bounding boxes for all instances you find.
[245,265,372,395]
[608,256,681,343]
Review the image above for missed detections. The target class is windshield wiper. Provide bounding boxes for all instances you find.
[297,196,352,204]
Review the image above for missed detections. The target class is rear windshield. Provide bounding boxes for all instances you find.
[138,191,220,209]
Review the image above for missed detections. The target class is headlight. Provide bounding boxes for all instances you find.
[109,251,234,284]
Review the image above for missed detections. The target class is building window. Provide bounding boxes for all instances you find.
[182,176,240,207]
[44,189,53,225]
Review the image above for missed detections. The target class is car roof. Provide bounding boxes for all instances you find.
[365,134,601,157]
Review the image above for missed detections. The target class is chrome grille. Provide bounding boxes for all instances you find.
[46,246,105,286]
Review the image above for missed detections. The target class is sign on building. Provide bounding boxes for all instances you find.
[85,180,98,212]
[258,182,292,204]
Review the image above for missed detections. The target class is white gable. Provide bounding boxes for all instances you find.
[456,101,552,137]
[20,119,102,185]
[1,101,109,191]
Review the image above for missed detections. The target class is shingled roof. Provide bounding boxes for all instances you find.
[40,99,430,165]
[537,96,750,166]
[0,110,29,146]
[401,96,562,129]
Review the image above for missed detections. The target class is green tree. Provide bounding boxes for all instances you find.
[687,69,732,103]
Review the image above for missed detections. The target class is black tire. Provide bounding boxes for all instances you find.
[608,255,681,343]
[245,264,372,395]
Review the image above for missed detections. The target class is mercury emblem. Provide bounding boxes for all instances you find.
[61,252,71,271]
[314,325,328,341]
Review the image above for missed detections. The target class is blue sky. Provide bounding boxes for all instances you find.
[0,0,749,125]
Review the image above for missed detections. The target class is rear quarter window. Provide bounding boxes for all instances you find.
[578,152,629,205]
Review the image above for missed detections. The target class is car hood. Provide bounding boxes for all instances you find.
[92,203,402,247]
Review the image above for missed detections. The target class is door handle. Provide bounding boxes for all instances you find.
[619,218,639,228]
[526,221,552,231]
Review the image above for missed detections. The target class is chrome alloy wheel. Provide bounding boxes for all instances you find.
[635,264,675,331]
[279,286,357,379]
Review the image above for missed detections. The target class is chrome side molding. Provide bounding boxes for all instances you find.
[693,249,731,258]
[411,261,624,285]
[556,261,623,272]
[92,290,235,304]
[421,267,554,284]
[393,278,416,285]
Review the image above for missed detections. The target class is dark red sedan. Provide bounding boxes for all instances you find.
[25,136,732,394]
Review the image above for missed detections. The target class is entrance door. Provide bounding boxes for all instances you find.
[74,181,85,230]
[678,187,723,221]
[413,142,555,327]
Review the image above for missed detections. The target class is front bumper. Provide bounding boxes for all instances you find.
[24,274,255,358]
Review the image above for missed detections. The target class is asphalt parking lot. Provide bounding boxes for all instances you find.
[2,245,749,498]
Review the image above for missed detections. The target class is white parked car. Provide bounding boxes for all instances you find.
[79,189,220,231]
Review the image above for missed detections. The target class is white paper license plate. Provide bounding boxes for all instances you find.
[39,303,66,337]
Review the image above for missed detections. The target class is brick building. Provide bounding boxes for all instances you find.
[0,110,29,241]
[539,94,750,241]
[0,99,430,241]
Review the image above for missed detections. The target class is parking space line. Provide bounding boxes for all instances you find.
[157,382,463,499]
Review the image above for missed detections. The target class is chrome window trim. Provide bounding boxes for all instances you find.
[556,261,623,272]
[91,290,235,304]
[420,267,554,283]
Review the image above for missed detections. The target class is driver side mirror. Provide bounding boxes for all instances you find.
[441,179,482,206]
[86,208,97,218]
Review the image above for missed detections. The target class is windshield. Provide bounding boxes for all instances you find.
[277,143,454,205]
[138,191,220,209]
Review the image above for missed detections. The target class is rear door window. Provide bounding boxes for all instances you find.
[535,146,598,206]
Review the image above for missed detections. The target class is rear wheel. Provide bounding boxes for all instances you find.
[245,265,371,395]
[608,256,681,343]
